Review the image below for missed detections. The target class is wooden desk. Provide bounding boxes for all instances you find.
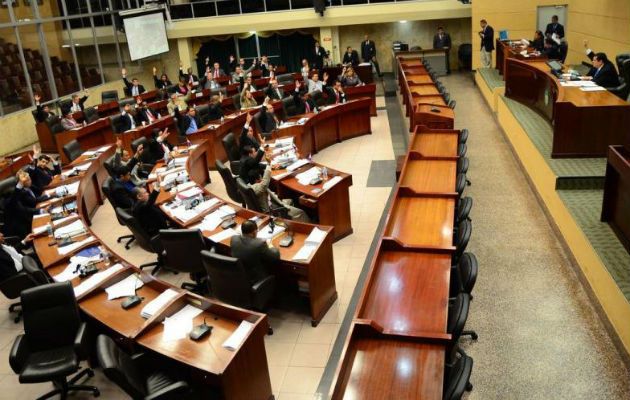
[505,58,630,158]
[322,65,374,84]
[55,119,114,164]
[344,83,377,116]
[602,145,630,253]
[399,157,457,194]
[495,39,547,76]
[117,116,178,155]
[0,151,32,180]
[410,104,454,131]
[410,130,459,159]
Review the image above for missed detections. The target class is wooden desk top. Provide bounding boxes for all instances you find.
[410,86,441,96]
[407,75,433,85]
[410,132,458,158]
[415,104,455,118]
[384,196,455,249]
[400,159,457,193]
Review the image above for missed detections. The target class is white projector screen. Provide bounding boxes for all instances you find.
[123,12,169,61]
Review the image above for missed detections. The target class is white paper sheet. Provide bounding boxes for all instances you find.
[105,274,144,300]
[208,228,238,243]
[322,175,342,191]
[58,236,96,256]
[580,86,607,92]
[257,224,286,241]
[45,181,80,198]
[140,288,179,319]
[177,186,204,199]
[287,159,309,172]
[82,150,97,156]
[162,304,204,340]
[291,243,317,262]
[52,214,78,227]
[32,225,48,235]
[54,252,102,282]
[305,227,327,244]
[73,263,124,298]
[54,220,86,239]
[296,167,321,185]
[74,163,92,171]
[222,320,254,351]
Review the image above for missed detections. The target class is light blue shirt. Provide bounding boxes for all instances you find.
[185,117,198,135]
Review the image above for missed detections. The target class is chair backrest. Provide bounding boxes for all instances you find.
[96,335,146,399]
[0,176,16,199]
[231,93,241,110]
[21,282,81,352]
[447,292,471,343]
[458,252,478,295]
[102,178,128,227]
[276,73,294,85]
[459,128,469,144]
[310,89,325,107]
[216,159,243,204]
[159,229,207,274]
[456,196,473,225]
[443,348,474,400]
[115,207,156,253]
[456,173,467,197]
[119,98,135,108]
[83,106,98,124]
[622,59,630,88]
[221,132,240,162]
[196,104,210,125]
[615,54,630,77]
[109,114,124,134]
[101,90,119,103]
[457,157,469,174]
[58,98,72,113]
[449,100,457,109]
[453,219,472,264]
[200,250,253,309]
[282,96,298,117]
[236,177,263,212]
[103,155,116,178]
[63,139,82,162]
[131,136,148,154]
[253,111,264,133]
[458,143,467,158]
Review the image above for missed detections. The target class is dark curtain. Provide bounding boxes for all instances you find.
[196,39,237,76]
[259,35,281,66]
[238,36,258,61]
[278,32,316,73]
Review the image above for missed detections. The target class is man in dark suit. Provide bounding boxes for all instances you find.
[361,34,382,77]
[542,38,561,60]
[293,80,317,114]
[239,113,263,154]
[545,15,565,39]
[131,184,169,237]
[69,91,88,113]
[208,61,226,79]
[265,79,285,100]
[583,50,620,88]
[228,55,238,72]
[119,103,137,132]
[121,68,146,97]
[110,163,139,210]
[179,62,199,86]
[328,81,347,105]
[135,102,160,126]
[176,106,202,136]
[342,47,359,66]
[433,27,452,73]
[230,220,279,285]
[3,171,49,240]
[478,19,495,68]
[257,102,279,137]
[26,154,61,197]
[310,41,327,71]
[33,94,55,123]
[239,145,265,182]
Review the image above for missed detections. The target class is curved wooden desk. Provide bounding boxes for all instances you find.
[0,150,32,180]
[504,58,630,158]
[31,144,274,400]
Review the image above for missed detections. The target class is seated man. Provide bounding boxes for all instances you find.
[239,145,265,182]
[176,106,202,135]
[0,232,38,282]
[230,220,279,284]
[293,80,318,114]
[135,101,160,126]
[342,46,360,66]
[131,183,169,237]
[142,128,175,164]
[248,165,309,222]
[265,79,285,100]
[583,43,620,88]
[69,90,89,113]
[328,80,347,105]
[119,103,138,132]
[167,92,189,116]
[110,164,139,210]
[33,93,55,123]
[122,67,146,97]
[257,100,279,137]
[113,139,150,186]
[239,113,263,153]
[231,60,256,85]
[3,171,49,240]
[26,150,61,197]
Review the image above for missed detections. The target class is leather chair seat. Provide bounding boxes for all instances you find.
[146,371,177,394]
[20,346,78,383]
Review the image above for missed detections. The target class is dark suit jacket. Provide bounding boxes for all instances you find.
[136,107,160,126]
[3,187,47,240]
[123,77,146,97]
[543,44,561,60]
[230,235,280,284]
[27,164,61,197]
[545,22,564,39]
[34,104,54,123]
[132,190,168,237]
[328,88,347,105]
[153,75,172,89]
[142,138,173,165]
[293,92,317,114]
[179,68,198,84]
[310,46,327,70]
[265,86,285,100]
[588,63,620,88]
[361,40,377,62]
[176,109,202,135]
[257,107,277,134]
[110,164,137,210]
[238,149,265,182]
[433,33,452,49]
[119,112,137,132]
[480,25,495,51]
[342,51,359,66]
[531,37,544,52]
[239,126,261,153]
[209,68,226,78]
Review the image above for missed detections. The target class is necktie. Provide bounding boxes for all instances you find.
[189,74,194,84]
[335,91,339,104]
[594,67,601,78]
[147,111,155,123]
[214,70,218,78]
[305,101,310,113]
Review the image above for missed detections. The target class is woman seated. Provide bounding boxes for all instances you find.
[339,66,362,87]
[531,30,544,52]
[175,79,189,96]
[152,67,171,89]
[240,89,258,110]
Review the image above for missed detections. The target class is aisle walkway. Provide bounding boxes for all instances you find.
[442,72,630,399]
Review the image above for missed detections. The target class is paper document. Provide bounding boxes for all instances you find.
[54,250,103,282]
[75,163,92,171]
[46,181,80,198]
[173,157,188,166]
[296,167,321,185]
[32,225,48,235]
[52,214,78,227]
[73,263,124,298]
[95,145,112,153]
[178,186,204,199]
[292,243,317,262]
[287,159,309,172]
[305,227,327,244]
[105,274,144,300]
[33,213,49,220]
[273,171,291,180]
[82,150,97,156]
[162,304,204,340]
[194,206,230,231]
[222,320,254,351]
[141,288,180,319]
[322,176,342,191]
[257,224,286,241]
[58,236,96,256]
[54,219,85,239]
[53,263,82,282]
[580,86,607,92]
[275,137,294,147]
[209,228,238,243]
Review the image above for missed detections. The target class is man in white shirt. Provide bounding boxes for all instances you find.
[70,90,89,113]
[0,229,37,281]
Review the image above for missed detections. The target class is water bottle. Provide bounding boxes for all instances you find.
[322,167,328,181]
[307,153,312,162]
[46,223,53,237]
[101,248,111,266]
[220,116,224,123]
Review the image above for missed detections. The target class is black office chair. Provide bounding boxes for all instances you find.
[9,282,100,399]
[159,229,209,294]
[276,73,294,85]
[443,347,473,400]
[83,106,99,124]
[282,96,298,117]
[231,93,241,110]
[310,90,325,107]
[0,176,16,230]
[447,292,478,346]
[452,219,472,266]
[216,160,244,206]
[442,92,451,104]
[200,250,275,328]
[0,254,49,322]
[459,128,469,144]
[58,99,72,113]
[458,143,467,158]
[102,178,135,249]
[455,196,473,225]
[101,90,119,103]
[196,104,210,125]
[131,136,148,154]
[449,252,478,299]
[448,100,457,109]
[115,207,165,275]
[221,132,241,175]
[96,334,191,400]
[63,139,82,162]
[253,112,273,139]
[236,177,289,218]
[455,173,467,199]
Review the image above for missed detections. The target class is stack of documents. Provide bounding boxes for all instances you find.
[54,247,102,282]
[162,305,204,341]
[209,228,238,243]
[58,236,97,256]
[287,159,309,172]
[105,274,144,300]
[257,224,286,241]
[193,205,237,231]
[46,181,80,198]
[274,150,298,164]
[173,157,188,166]
[222,320,254,351]
[170,197,221,223]
[73,263,124,298]
[296,167,321,186]
[292,227,327,262]
[140,288,179,319]
[177,186,204,199]
[54,219,86,239]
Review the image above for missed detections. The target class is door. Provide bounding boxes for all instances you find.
[537,5,568,35]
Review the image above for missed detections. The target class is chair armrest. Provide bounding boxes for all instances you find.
[74,322,89,359]
[251,275,276,311]
[150,234,163,254]
[144,381,190,400]
[22,256,49,285]
[9,334,28,374]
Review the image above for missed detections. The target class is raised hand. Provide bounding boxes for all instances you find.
[34,93,41,102]
[121,67,127,76]
[246,112,253,123]
[152,66,157,75]
[115,138,123,149]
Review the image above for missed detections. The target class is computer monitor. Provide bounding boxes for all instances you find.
[499,30,509,41]
[546,60,563,71]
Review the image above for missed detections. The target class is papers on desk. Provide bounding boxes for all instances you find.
[33,213,49,220]
[274,151,298,165]
[193,204,234,231]
[580,86,607,92]
[222,320,254,351]
[95,145,112,153]
[177,186,204,199]
[52,213,78,227]
[46,181,80,198]
[297,117,309,125]
[287,159,309,172]
[62,162,91,177]
[171,181,196,194]
[82,150,97,156]
[105,274,144,300]
[73,263,124,298]
[295,167,321,185]
[141,288,179,319]
[256,224,286,241]
[162,305,204,341]
[322,175,342,191]
[208,228,238,243]
[32,225,48,235]
[292,227,327,262]
[54,248,102,282]
[170,197,220,223]
[559,80,598,87]
[50,201,77,215]
[275,137,294,147]
[173,157,188,166]
[58,236,97,256]
[278,121,296,129]
[54,219,86,239]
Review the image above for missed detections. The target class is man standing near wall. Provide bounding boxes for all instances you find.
[361,34,382,77]
[478,19,494,69]
[433,26,452,74]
